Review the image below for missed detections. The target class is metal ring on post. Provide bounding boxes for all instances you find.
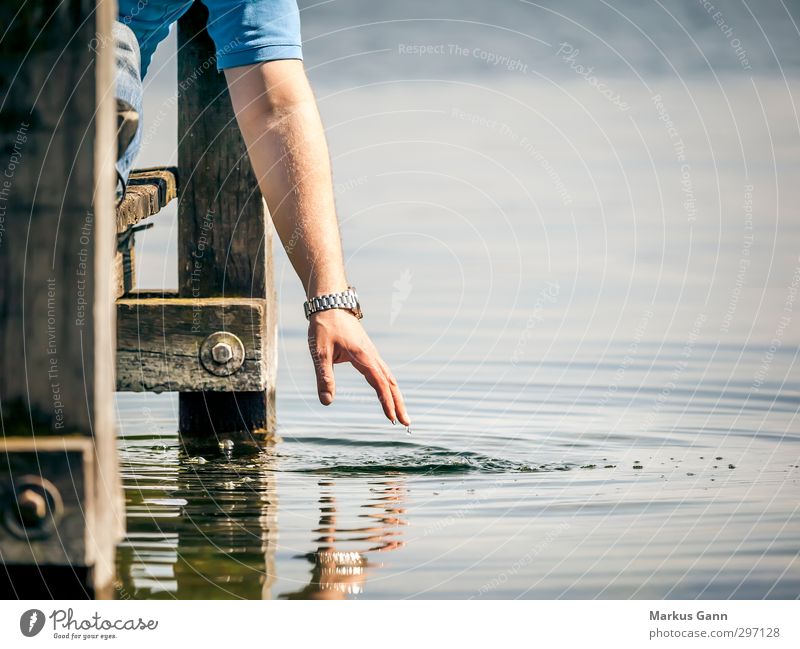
[199,331,246,376]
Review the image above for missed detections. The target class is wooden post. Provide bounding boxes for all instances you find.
[177,2,277,437]
[0,0,122,597]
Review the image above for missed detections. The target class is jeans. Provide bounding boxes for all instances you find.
[114,21,144,195]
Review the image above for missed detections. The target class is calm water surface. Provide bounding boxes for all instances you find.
[116,0,800,598]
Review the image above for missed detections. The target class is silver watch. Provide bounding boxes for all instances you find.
[304,286,363,320]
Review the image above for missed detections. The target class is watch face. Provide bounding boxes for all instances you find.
[348,286,363,319]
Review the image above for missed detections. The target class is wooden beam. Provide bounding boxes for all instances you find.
[117,296,269,393]
[113,166,179,298]
[177,3,277,436]
[116,166,178,232]
[0,0,122,597]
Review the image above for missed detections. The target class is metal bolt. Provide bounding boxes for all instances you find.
[211,342,233,364]
[2,477,62,540]
[17,489,47,528]
[200,332,245,376]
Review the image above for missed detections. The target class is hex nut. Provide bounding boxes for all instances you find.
[2,476,63,540]
[199,332,246,376]
[17,489,47,526]
[211,342,233,364]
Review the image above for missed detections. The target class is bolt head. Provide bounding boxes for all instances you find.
[17,489,47,527]
[200,332,245,376]
[211,342,234,364]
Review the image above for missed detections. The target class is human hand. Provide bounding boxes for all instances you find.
[308,309,410,426]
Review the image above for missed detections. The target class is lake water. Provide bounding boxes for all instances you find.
[115,0,800,598]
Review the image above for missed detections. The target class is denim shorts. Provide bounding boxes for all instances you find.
[115,0,302,193]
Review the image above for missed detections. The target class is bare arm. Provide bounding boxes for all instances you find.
[224,59,410,427]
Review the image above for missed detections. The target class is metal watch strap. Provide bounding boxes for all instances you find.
[304,286,363,320]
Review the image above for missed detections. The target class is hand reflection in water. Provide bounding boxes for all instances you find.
[281,478,407,599]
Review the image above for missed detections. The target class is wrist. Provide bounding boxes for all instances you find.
[308,307,350,322]
[306,284,349,299]
[306,274,349,299]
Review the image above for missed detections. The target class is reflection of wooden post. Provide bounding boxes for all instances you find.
[116,443,278,599]
[0,0,122,597]
[177,3,277,436]
[173,453,278,599]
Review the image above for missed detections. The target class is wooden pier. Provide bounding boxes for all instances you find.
[0,0,278,597]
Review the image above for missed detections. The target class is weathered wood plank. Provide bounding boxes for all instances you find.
[92,0,124,595]
[115,166,179,232]
[117,297,268,392]
[177,3,277,435]
[114,221,155,299]
[128,166,179,203]
[113,251,125,299]
[0,0,122,597]
[112,248,134,299]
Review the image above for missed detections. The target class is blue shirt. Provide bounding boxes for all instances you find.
[118,0,303,78]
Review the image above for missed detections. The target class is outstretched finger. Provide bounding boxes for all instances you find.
[310,343,336,405]
[378,358,410,427]
[349,351,397,423]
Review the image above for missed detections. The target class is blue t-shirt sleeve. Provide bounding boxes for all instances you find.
[202,0,303,70]
[118,0,303,78]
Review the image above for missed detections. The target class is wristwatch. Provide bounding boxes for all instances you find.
[304,286,363,320]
